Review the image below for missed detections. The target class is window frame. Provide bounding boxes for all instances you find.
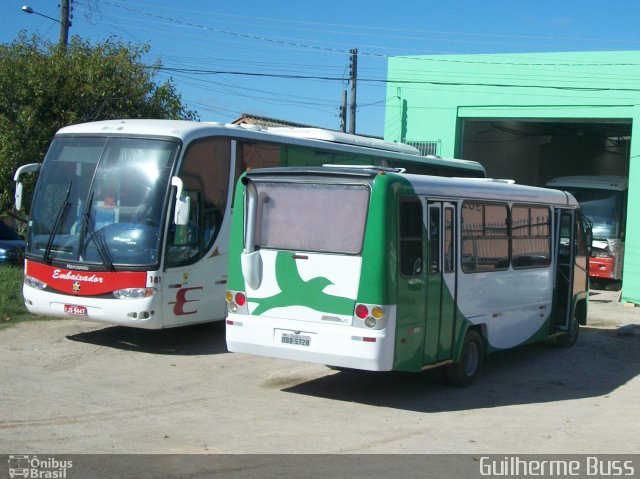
[398,197,424,278]
[165,137,231,269]
[248,179,372,256]
[511,204,552,270]
[461,201,510,274]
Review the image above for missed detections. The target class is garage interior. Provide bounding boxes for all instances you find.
[459,119,631,187]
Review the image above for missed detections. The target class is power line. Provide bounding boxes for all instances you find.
[90,0,640,51]
[154,65,640,93]
[159,67,347,82]
[99,0,351,55]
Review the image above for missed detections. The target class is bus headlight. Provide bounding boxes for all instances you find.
[24,275,47,290]
[113,287,155,299]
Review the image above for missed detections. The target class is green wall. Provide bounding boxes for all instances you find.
[384,51,640,304]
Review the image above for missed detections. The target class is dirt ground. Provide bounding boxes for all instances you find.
[0,289,638,454]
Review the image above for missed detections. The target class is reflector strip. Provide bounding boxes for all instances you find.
[351,335,377,342]
[226,320,243,326]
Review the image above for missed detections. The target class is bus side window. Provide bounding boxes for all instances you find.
[399,199,423,277]
[461,202,509,273]
[444,207,454,273]
[428,206,440,273]
[511,205,551,269]
[166,138,230,268]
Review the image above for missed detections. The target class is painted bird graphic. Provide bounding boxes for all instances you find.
[250,252,354,316]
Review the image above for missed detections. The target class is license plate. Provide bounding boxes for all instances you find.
[64,304,87,316]
[281,332,311,347]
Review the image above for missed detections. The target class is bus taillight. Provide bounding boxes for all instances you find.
[226,290,248,314]
[355,304,368,319]
[235,292,246,306]
[354,303,385,329]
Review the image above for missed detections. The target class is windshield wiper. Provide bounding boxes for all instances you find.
[81,191,116,272]
[43,181,72,265]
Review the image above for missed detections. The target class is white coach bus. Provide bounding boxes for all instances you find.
[13,120,484,329]
[225,166,591,385]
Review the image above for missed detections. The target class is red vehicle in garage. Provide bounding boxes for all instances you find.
[546,175,627,288]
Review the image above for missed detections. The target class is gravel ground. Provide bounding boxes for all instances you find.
[0,289,638,454]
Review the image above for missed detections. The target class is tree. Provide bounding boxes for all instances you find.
[0,33,199,215]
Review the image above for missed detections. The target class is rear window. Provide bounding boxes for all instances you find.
[253,181,370,254]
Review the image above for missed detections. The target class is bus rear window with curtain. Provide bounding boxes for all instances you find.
[254,182,370,254]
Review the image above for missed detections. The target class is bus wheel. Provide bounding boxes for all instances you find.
[557,313,580,348]
[446,330,483,387]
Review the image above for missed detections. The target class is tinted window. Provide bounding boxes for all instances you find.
[512,205,551,269]
[461,202,509,273]
[253,182,369,255]
[0,222,21,240]
[399,199,423,277]
[167,138,231,267]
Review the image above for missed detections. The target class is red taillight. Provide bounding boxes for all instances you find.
[235,292,246,306]
[355,304,368,319]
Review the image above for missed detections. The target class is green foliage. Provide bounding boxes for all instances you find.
[0,33,199,214]
[0,265,58,329]
[0,265,27,327]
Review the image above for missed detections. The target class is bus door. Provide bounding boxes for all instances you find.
[162,138,232,327]
[553,209,577,331]
[396,198,427,370]
[423,200,457,365]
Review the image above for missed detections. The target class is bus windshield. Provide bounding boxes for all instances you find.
[253,181,370,254]
[564,187,623,239]
[27,136,178,268]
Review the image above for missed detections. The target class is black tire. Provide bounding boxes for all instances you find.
[446,329,484,387]
[557,313,580,348]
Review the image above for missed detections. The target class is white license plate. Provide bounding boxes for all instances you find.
[64,304,87,316]
[281,332,311,347]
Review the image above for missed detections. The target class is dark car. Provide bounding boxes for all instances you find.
[0,222,25,265]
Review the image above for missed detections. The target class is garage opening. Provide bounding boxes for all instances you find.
[460,119,631,290]
[459,119,631,187]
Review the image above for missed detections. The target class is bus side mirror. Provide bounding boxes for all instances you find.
[581,213,593,255]
[13,163,42,211]
[171,176,190,226]
[15,182,24,212]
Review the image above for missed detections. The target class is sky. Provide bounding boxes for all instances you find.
[2,0,640,137]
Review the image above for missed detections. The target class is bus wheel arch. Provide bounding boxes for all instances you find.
[445,328,484,387]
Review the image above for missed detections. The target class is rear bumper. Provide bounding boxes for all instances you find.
[226,313,396,371]
[589,256,618,280]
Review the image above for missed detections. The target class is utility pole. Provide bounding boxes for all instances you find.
[59,0,71,48]
[340,90,347,133]
[348,48,358,134]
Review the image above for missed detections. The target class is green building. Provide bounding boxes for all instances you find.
[384,51,640,304]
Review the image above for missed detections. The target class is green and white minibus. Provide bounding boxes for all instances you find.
[225,166,591,385]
